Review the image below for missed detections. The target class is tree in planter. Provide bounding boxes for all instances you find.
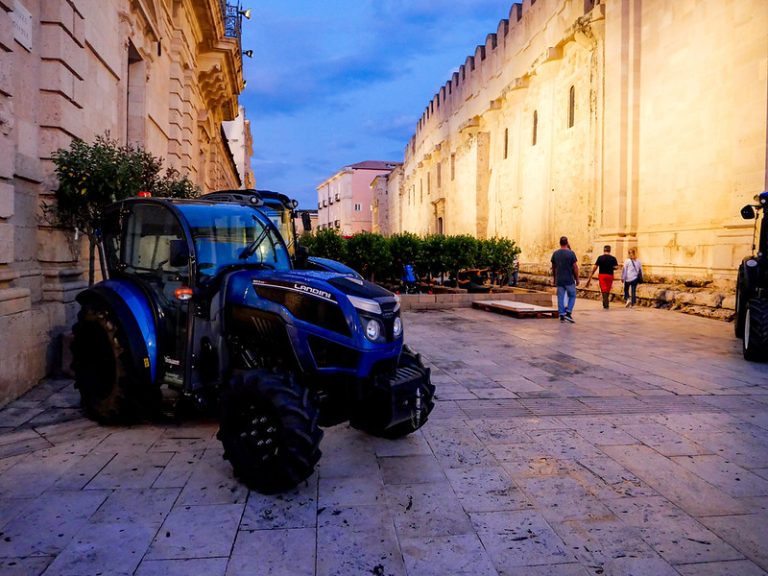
[305,228,347,262]
[44,133,201,285]
[442,234,478,285]
[419,234,447,284]
[479,237,520,285]
[388,232,422,283]
[345,232,390,282]
[153,167,199,199]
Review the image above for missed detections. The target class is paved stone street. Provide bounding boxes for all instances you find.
[1,300,767,576]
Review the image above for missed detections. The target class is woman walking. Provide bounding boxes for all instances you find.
[621,248,643,307]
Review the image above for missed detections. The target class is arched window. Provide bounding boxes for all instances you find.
[532,111,538,146]
[568,85,575,128]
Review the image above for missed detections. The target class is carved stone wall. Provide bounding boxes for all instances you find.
[0,0,246,405]
[384,0,768,284]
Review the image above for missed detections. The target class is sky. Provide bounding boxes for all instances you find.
[238,0,518,209]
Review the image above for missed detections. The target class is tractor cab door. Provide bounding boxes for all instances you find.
[121,203,193,388]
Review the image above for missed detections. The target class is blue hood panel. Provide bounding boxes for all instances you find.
[224,269,402,376]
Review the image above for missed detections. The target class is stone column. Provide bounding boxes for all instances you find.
[36,1,88,380]
[0,0,38,404]
[600,0,641,259]
[475,131,491,239]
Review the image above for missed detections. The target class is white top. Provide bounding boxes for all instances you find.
[622,258,642,282]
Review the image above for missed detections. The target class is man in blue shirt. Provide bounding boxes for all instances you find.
[551,236,580,323]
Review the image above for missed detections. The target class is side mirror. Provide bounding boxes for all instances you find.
[169,239,190,267]
[296,244,308,264]
[741,205,757,220]
[301,211,312,232]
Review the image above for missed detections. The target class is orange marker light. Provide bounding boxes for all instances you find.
[174,287,193,301]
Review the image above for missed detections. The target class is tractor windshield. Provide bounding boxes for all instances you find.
[177,204,291,282]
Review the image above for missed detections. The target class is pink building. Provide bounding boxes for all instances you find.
[316,161,400,235]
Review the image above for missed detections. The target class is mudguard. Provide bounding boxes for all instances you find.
[75,279,158,384]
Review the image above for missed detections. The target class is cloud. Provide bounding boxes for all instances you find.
[243,40,406,115]
[241,1,516,200]
[241,0,513,115]
[364,114,419,142]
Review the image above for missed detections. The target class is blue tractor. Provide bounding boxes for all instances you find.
[70,197,435,493]
[735,191,768,361]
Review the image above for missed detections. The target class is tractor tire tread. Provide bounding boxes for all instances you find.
[744,299,768,361]
[218,369,322,494]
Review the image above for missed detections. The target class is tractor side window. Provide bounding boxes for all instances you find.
[122,204,188,284]
[100,208,122,276]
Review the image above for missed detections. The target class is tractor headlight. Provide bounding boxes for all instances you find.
[392,316,402,338]
[364,318,382,341]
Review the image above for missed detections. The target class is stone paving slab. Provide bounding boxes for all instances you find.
[0,301,767,575]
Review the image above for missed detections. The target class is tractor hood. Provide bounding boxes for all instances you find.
[223,268,400,322]
[240,269,393,301]
[222,268,404,378]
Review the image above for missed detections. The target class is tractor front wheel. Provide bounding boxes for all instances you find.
[217,369,323,493]
[71,303,160,423]
[743,299,768,362]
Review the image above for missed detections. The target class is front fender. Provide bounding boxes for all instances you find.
[76,280,159,383]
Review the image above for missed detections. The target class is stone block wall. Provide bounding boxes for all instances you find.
[0,0,246,407]
[384,0,768,288]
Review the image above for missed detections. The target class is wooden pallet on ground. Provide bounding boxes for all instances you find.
[472,299,559,319]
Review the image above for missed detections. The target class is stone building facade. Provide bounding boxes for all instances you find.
[316,161,399,235]
[383,0,768,282]
[223,105,256,189]
[0,0,247,405]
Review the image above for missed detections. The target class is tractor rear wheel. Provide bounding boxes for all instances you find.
[217,369,323,493]
[71,303,160,423]
[743,299,768,362]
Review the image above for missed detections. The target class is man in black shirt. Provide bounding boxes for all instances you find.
[551,236,579,323]
[586,245,619,309]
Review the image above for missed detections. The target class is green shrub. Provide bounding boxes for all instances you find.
[479,237,520,284]
[419,234,447,281]
[442,235,479,279]
[300,230,520,288]
[388,232,422,278]
[306,228,347,262]
[345,232,391,281]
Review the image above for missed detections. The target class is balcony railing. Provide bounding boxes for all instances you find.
[221,1,243,40]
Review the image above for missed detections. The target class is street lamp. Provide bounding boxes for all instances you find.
[239,8,252,19]
[242,50,253,58]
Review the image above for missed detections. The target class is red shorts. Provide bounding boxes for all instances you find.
[598,274,614,293]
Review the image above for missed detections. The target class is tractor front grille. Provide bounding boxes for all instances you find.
[307,336,359,369]
[254,286,351,337]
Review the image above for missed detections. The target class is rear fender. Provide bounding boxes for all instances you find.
[76,280,158,384]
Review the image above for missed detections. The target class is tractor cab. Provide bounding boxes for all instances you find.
[98,198,291,388]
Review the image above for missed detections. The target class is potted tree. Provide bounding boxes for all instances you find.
[44,134,199,285]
